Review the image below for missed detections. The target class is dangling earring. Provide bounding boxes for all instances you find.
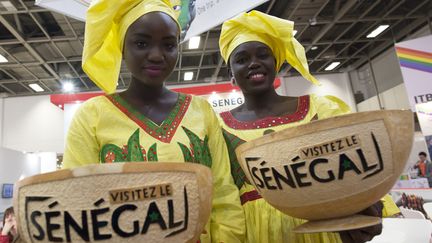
[231,77,236,86]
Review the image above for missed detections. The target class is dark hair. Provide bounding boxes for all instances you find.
[2,206,15,239]
[419,152,427,157]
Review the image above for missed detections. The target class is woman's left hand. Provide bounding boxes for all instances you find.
[339,201,383,243]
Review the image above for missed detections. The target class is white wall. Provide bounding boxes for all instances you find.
[38,152,58,173]
[0,147,40,212]
[2,95,64,153]
[357,83,410,112]
[372,48,405,93]
[281,73,357,111]
[349,47,405,102]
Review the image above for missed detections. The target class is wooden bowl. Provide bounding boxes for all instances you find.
[235,110,414,232]
[14,162,212,243]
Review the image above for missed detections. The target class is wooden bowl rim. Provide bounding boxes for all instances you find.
[235,110,412,156]
[15,162,212,189]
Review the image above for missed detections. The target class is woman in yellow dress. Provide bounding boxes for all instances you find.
[63,1,245,242]
[218,10,399,243]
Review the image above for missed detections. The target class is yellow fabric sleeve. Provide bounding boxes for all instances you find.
[63,99,100,168]
[200,99,245,243]
[381,194,401,217]
[314,94,351,119]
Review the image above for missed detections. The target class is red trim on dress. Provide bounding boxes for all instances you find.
[240,190,262,205]
[220,95,310,130]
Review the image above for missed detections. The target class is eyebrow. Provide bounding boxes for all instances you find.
[256,46,271,52]
[132,33,152,38]
[234,50,248,58]
[132,33,178,41]
[162,36,177,41]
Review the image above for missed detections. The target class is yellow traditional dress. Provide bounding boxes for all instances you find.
[219,94,400,243]
[63,93,245,243]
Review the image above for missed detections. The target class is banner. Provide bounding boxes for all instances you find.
[179,0,266,40]
[395,35,432,111]
[416,101,432,136]
[35,0,268,42]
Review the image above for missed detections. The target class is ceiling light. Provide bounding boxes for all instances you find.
[63,82,74,92]
[188,36,201,49]
[293,30,298,36]
[309,17,317,26]
[311,46,318,50]
[366,25,390,38]
[29,83,44,92]
[0,1,17,11]
[184,72,193,81]
[325,62,341,71]
[0,54,7,63]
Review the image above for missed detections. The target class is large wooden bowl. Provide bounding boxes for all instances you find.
[235,110,414,232]
[14,162,212,243]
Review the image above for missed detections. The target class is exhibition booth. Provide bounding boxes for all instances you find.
[0,0,431,242]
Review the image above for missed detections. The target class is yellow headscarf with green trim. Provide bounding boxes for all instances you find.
[219,10,318,85]
[83,0,180,94]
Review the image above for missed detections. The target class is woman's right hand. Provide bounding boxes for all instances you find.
[1,214,16,236]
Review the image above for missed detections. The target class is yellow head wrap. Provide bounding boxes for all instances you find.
[82,0,180,94]
[219,10,319,85]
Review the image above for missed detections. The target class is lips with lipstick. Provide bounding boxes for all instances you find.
[143,65,164,77]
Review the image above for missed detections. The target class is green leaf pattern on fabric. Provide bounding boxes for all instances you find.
[100,144,125,163]
[179,126,212,168]
[177,142,193,162]
[222,129,248,189]
[147,143,158,162]
[100,127,211,167]
[127,129,145,161]
[100,128,158,163]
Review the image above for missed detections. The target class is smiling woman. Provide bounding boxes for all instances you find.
[228,42,277,95]
[218,10,400,243]
[62,1,245,242]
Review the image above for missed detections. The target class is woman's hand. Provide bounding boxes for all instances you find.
[339,201,383,243]
[1,214,16,236]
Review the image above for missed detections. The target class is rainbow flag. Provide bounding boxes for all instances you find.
[396,46,432,73]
